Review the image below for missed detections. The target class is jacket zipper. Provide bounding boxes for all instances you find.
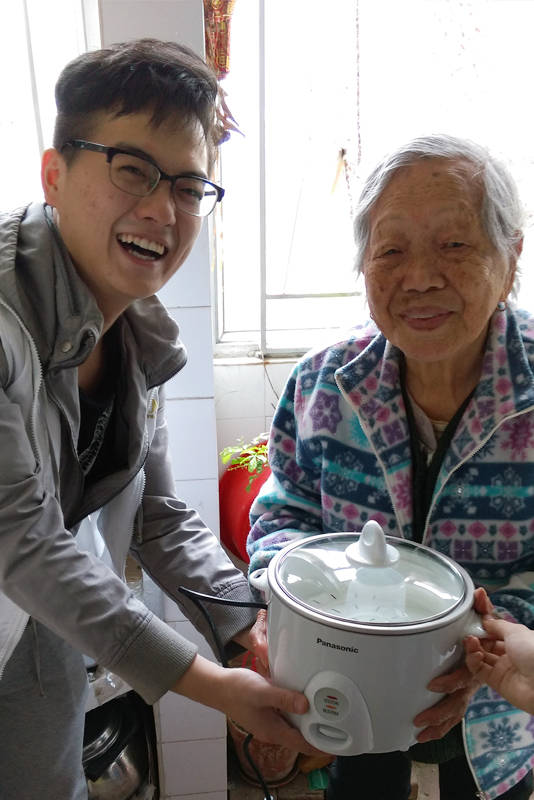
[421,403,534,547]
[71,434,150,528]
[133,396,153,548]
[336,379,407,532]
[462,719,488,798]
[132,387,159,546]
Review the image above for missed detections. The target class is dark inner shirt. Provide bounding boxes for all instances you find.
[399,356,474,543]
[77,326,122,484]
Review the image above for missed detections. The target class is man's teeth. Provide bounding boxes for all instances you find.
[117,234,165,256]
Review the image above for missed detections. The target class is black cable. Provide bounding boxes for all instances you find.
[177,586,273,799]
[244,732,274,800]
[178,585,230,667]
[178,586,268,610]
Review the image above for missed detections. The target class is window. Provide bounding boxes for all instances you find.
[0,0,99,209]
[215,0,534,358]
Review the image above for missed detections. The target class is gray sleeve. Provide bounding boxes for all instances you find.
[131,387,257,655]
[108,611,199,705]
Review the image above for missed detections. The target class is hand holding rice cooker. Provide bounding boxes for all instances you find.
[250,520,486,756]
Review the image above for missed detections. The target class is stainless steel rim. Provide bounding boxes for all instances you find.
[270,532,471,635]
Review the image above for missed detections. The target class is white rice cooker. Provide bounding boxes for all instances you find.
[249,521,486,757]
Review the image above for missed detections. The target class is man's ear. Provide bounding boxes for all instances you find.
[41,148,66,206]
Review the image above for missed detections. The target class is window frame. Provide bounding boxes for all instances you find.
[212,0,363,360]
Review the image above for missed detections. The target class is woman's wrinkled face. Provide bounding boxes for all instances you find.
[362,158,516,367]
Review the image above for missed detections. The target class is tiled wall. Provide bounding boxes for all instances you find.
[214,359,297,477]
[99,2,225,798]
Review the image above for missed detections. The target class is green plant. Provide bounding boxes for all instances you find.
[220,434,269,491]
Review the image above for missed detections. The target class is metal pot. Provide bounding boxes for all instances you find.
[250,521,486,756]
[83,695,149,800]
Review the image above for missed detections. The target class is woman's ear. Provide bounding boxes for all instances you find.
[41,148,65,206]
[513,234,524,262]
[504,234,523,298]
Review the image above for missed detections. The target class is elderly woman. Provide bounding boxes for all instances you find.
[247,135,534,799]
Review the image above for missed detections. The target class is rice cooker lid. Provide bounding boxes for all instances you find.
[274,521,466,626]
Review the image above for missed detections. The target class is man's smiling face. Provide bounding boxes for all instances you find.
[42,110,208,322]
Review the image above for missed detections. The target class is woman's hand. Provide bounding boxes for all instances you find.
[172,652,319,754]
[233,609,269,676]
[413,662,481,742]
[412,588,491,742]
[465,617,534,715]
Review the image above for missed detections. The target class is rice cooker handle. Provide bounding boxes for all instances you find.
[249,567,270,602]
[462,609,488,639]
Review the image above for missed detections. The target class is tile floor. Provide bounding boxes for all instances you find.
[227,751,442,800]
[227,743,325,800]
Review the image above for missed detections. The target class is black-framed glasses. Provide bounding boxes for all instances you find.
[61,139,225,218]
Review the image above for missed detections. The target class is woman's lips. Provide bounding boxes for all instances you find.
[400,308,453,331]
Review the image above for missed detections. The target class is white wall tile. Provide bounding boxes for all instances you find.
[166,398,218,481]
[100,0,205,53]
[158,689,226,743]
[158,228,212,309]
[155,620,224,744]
[160,738,227,796]
[171,617,219,651]
[166,308,214,399]
[162,477,220,624]
[162,592,186,623]
[214,362,265,420]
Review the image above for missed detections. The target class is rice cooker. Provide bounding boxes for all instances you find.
[249,520,486,757]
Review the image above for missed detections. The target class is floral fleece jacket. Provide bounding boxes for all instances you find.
[248,307,534,799]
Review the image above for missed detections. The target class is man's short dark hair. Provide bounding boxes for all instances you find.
[53,38,235,169]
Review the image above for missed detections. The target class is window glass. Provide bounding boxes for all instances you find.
[0,0,90,208]
[217,0,534,356]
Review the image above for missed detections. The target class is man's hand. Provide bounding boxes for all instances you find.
[172,652,320,754]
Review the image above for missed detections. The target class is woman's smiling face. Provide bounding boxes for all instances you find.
[42,110,208,322]
[362,158,517,369]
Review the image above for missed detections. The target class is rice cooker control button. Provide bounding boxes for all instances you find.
[302,671,373,754]
[314,687,348,720]
[317,725,349,742]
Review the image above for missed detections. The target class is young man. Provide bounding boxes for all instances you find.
[0,38,311,799]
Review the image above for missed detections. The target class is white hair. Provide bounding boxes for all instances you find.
[354,134,524,292]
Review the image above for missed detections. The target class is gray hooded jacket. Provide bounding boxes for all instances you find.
[0,203,256,703]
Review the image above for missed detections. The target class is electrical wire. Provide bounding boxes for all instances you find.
[177,586,273,800]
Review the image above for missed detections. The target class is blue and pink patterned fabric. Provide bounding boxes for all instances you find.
[247,307,534,798]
